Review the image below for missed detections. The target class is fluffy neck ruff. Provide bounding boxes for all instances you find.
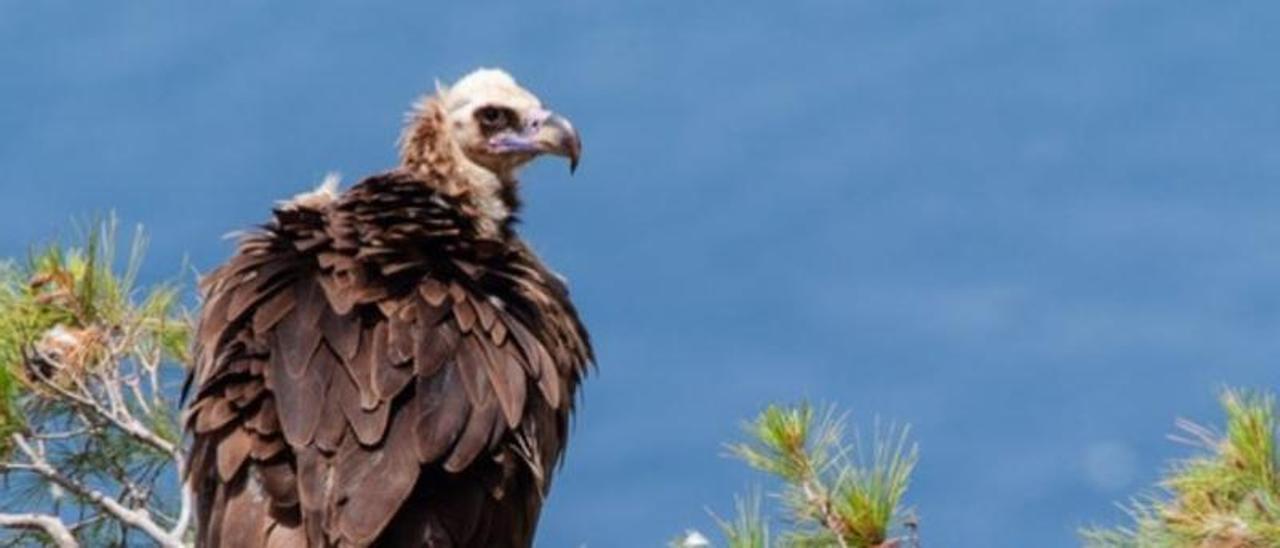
[399,96,517,239]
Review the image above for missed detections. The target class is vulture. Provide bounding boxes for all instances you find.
[184,68,593,547]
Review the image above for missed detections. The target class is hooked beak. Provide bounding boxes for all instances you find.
[491,110,582,174]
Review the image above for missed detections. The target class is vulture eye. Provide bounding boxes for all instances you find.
[475,106,514,130]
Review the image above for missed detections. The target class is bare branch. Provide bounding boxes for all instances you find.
[0,512,78,548]
[26,351,176,456]
[5,433,183,548]
[30,428,92,441]
[169,471,193,539]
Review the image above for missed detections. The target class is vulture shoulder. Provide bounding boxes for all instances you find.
[185,170,592,547]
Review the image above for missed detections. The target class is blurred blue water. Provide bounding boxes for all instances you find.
[3,2,1279,545]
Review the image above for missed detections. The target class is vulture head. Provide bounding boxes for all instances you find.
[401,68,581,191]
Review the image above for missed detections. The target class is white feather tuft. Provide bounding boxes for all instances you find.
[279,172,342,211]
[441,68,534,113]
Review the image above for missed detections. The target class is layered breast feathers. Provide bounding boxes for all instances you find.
[185,170,592,547]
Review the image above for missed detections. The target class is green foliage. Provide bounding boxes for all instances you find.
[696,403,918,548]
[712,490,770,548]
[1082,389,1280,547]
[0,259,69,456]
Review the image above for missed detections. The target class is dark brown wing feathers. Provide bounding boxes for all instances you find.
[186,171,592,547]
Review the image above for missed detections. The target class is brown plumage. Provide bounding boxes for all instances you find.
[185,69,592,547]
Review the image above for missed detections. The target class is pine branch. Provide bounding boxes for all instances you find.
[1082,389,1280,546]
[0,218,192,546]
[695,403,918,548]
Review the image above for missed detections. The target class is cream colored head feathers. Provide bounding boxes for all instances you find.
[403,68,581,180]
[439,69,544,119]
[398,68,583,235]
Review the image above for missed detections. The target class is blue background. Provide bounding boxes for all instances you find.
[3,2,1279,546]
